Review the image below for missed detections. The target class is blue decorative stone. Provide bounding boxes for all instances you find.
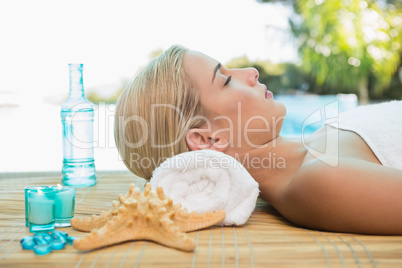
[66,236,76,245]
[33,244,52,255]
[21,231,74,254]
[20,236,34,244]
[42,234,53,243]
[50,239,66,250]
[21,240,36,250]
[54,230,69,237]
[51,233,66,243]
[33,237,47,245]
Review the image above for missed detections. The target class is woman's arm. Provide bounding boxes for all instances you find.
[278,158,402,234]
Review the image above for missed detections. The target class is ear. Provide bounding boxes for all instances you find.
[186,129,229,152]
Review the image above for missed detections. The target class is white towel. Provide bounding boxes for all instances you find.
[325,100,402,170]
[150,149,259,226]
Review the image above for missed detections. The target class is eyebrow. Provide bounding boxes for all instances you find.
[212,63,221,84]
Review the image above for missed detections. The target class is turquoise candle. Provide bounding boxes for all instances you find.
[28,189,55,233]
[24,186,51,227]
[51,185,76,227]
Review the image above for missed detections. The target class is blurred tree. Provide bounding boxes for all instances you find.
[258,0,402,102]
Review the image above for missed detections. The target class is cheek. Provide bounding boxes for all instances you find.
[202,93,240,117]
[227,91,252,110]
[225,99,241,114]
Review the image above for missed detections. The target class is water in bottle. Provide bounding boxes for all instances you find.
[61,64,96,187]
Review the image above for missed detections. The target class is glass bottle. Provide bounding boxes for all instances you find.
[61,63,96,187]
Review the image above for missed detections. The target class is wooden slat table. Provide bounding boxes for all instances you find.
[0,171,401,267]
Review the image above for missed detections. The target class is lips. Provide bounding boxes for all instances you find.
[265,89,273,99]
[261,84,273,99]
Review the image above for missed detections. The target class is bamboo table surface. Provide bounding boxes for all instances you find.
[0,171,401,268]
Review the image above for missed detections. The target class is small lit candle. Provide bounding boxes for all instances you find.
[51,184,76,227]
[28,189,55,233]
[24,186,51,227]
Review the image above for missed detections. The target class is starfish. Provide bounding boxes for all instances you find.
[72,183,225,252]
[71,183,225,233]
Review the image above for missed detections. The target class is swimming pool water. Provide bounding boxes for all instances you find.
[276,94,358,138]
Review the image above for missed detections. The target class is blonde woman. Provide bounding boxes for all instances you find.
[115,45,402,235]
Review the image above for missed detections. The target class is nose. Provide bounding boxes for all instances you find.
[243,67,259,86]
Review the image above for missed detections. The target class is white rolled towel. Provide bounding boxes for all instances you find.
[150,149,259,226]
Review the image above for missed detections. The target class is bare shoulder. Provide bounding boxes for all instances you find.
[283,157,402,204]
[295,155,402,184]
[276,157,402,234]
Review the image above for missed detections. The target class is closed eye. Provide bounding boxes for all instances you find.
[224,76,232,86]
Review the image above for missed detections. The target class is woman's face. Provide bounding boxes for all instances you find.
[183,50,286,150]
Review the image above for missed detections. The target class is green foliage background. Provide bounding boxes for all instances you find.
[88,0,402,104]
[258,0,402,101]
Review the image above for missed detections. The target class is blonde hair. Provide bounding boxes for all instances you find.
[114,45,206,180]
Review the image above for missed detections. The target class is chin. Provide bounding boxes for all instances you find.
[273,102,286,136]
[274,100,287,119]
